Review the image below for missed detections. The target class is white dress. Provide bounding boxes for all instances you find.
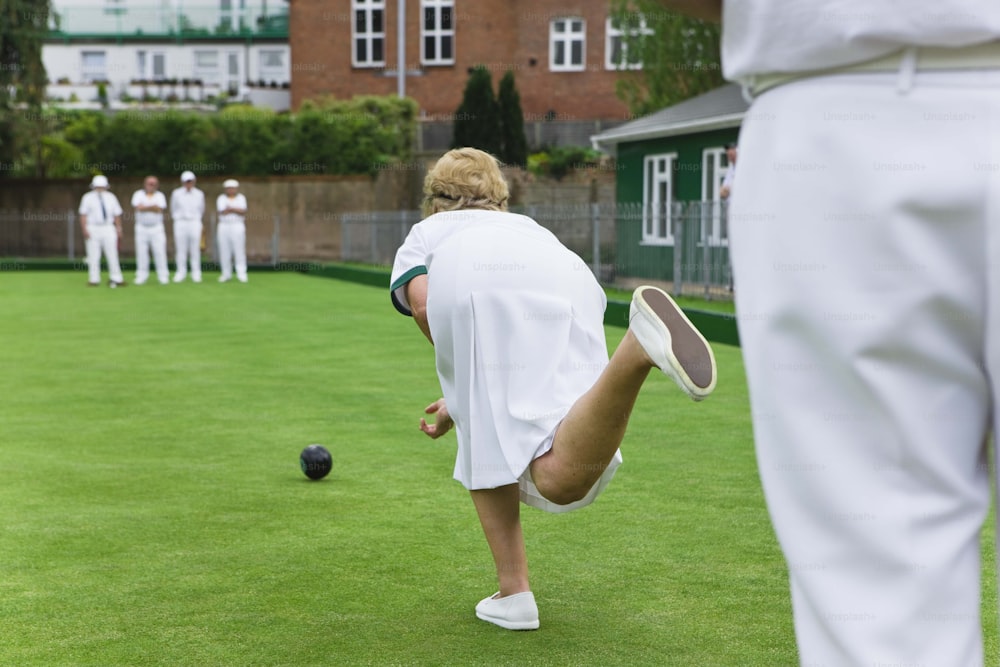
[390,210,622,513]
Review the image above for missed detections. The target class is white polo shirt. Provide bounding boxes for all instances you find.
[722,0,1000,82]
[216,193,248,225]
[131,190,167,227]
[170,186,205,223]
[79,190,123,226]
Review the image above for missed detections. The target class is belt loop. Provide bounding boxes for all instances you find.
[741,77,757,104]
[897,47,918,94]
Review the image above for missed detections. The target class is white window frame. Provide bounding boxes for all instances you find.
[259,49,285,83]
[194,49,220,85]
[81,51,107,83]
[421,0,455,66]
[642,153,676,246]
[152,52,167,81]
[605,15,653,70]
[701,147,729,246]
[352,0,386,68]
[550,17,586,72]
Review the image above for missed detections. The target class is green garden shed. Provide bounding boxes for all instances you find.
[591,84,749,293]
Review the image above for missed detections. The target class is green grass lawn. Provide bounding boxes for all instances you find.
[0,272,994,666]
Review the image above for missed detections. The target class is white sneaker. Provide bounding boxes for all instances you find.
[173,274,186,283]
[629,285,717,401]
[218,275,231,283]
[192,276,202,284]
[475,592,539,630]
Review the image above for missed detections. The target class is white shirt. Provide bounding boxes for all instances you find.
[216,193,247,225]
[170,186,205,222]
[79,190,123,226]
[131,189,167,226]
[722,0,1000,82]
[721,164,735,193]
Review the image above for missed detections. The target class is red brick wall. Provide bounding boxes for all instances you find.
[290,0,631,122]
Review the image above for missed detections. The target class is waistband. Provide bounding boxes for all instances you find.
[747,40,1000,98]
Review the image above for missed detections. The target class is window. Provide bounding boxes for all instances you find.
[421,0,454,65]
[137,50,147,79]
[353,0,386,68]
[81,51,107,83]
[259,49,285,83]
[550,18,585,71]
[194,50,219,85]
[701,147,730,245]
[605,14,652,70]
[104,0,126,15]
[152,53,166,80]
[643,153,676,245]
[226,51,241,94]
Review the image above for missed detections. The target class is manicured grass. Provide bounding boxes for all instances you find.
[0,272,993,666]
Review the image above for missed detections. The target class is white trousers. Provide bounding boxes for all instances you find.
[84,224,123,284]
[173,220,203,281]
[730,69,1000,666]
[217,222,247,281]
[135,224,169,284]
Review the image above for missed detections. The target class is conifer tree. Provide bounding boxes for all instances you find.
[451,66,501,156]
[497,70,528,167]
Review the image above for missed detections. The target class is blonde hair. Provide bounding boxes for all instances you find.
[422,147,510,217]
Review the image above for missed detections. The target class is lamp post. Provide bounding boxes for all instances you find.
[397,0,405,98]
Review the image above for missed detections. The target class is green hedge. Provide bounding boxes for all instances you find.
[9,96,418,178]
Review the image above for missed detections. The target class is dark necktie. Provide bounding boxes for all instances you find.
[99,193,108,224]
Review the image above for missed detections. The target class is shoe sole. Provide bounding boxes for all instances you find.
[475,611,539,631]
[634,286,716,398]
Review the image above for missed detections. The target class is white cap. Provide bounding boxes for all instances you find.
[223,179,239,189]
[90,175,109,189]
[180,170,196,182]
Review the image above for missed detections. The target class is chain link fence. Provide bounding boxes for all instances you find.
[2,201,733,300]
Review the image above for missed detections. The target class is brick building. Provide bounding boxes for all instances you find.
[290,0,642,147]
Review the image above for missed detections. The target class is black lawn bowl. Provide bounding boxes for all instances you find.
[300,444,332,480]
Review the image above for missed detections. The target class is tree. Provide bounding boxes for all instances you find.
[1,0,50,177]
[497,70,528,167]
[610,0,724,117]
[451,66,501,156]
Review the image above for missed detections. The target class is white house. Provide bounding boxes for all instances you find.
[44,0,290,110]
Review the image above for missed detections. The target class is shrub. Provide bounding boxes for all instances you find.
[452,66,501,156]
[497,71,528,167]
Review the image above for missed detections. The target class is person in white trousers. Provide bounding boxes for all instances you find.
[78,174,125,287]
[170,170,205,283]
[661,1,1000,664]
[130,175,169,285]
[216,179,248,283]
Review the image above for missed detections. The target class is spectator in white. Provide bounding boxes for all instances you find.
[170,171,206,283]
[78,174,125,287]
[719,143,737,200]
[130,175,170,285]
[216,179,248,283]
[660,1,1000,665]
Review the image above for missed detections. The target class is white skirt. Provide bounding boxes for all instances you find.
[424,215,622,513]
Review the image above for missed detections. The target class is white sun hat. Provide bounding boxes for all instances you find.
[180,170,196,182]
[90,175,109,188]
[223,179,239,188]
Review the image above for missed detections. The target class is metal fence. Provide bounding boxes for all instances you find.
[342,201,733,300]
[2,201,733,300]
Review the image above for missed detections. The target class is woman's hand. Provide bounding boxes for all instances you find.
[419,398,453,438]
